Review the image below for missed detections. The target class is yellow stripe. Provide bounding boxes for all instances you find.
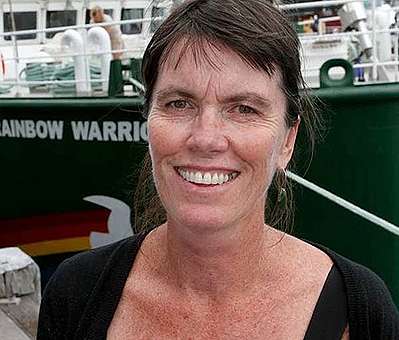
[19,237,91,257]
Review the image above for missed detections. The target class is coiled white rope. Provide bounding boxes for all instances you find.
[287,170,399,237]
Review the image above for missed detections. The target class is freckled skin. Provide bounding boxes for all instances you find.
[148,43,299,234]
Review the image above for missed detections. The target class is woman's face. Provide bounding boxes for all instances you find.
[148,42,299,231]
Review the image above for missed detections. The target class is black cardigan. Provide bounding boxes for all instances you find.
[37,232,399,339]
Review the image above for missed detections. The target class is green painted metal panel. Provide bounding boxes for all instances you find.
[294,60,399,305]
[0,98,147,220]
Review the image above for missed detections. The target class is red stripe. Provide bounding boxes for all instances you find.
[0,210,109,247]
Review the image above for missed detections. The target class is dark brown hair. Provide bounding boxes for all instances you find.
[133,0,320,233]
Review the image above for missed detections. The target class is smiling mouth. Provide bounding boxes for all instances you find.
[176,168,240,185]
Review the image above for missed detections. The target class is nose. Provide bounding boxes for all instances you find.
[186,109,229,156]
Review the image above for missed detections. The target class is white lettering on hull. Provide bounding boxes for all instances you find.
[70,121,147,142]
[0,119,147,142]
[118,122,133,142]
[0,119,64,140]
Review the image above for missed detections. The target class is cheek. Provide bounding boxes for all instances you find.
[148,116,183,185]
[242,130,282,180]
[148,117,171,157]
[148,119,168,183]
[248,131,279,162]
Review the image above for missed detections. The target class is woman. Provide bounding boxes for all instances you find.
[38,0,399,339]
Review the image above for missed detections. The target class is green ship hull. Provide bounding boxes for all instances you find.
[1,65,399,305]
[0,97,146,255]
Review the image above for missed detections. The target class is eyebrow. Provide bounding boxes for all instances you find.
[154,88,273,108]
[221,93,272,109]
[153,88,195,102]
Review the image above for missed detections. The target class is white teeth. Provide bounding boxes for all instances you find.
[203,172,212,185]
[195,172,202,183]
[211,173,219,185]
[178,168,238,185]
[180,170,185,179]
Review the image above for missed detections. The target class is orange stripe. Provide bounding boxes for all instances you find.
[19,237,91,257]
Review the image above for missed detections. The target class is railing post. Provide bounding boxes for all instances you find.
[108,59,123,97]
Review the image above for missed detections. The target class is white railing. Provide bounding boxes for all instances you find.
[0,16,162,39]
[0,79,107,86]
[288,171,399,237]
[0,48,144,63]
[291,0,399,84]
[280,0,359,10]
[0,16,159,96]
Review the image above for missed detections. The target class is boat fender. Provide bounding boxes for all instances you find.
[88,27,112,93]
[61,29,91,95]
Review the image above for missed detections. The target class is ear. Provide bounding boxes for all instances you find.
[277,116,300,169]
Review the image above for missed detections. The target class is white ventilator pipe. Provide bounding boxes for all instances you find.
[61,29,91,95]
[88,27,112,93]
[338,1,372,57]
[373,4,397,82]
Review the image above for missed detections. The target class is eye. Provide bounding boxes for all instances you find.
[168,99,190,110]
[237,105,257,115]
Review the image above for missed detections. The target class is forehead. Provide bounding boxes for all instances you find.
[156,39,284,99]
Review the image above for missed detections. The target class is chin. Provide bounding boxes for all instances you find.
[169,205,235,233]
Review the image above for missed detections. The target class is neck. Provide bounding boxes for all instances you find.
[152,214,284,301]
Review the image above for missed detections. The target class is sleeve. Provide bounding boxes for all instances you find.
[36,251,100,340]
[37,258,76,340]
[36,240,126,339]
[346,263,399,339]
[367,272,399,339]
[318,245,399,339]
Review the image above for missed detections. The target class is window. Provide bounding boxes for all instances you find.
[85,9,113,24]
[121,8,143,34]
[3,12,37,40]
[150,7,165,33]
[46,10,77,38]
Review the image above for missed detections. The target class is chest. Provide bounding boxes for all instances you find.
[107,285,319,340]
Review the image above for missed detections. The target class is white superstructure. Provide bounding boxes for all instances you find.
[0,0,171,96]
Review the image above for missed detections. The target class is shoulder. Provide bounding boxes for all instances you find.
[49,234,140,289]
[312,242,399,338]
[37,234,145,339]
[317,243,393,300]
[104,14,112,22]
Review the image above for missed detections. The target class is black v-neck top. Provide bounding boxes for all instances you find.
[304,265,347,339]
[37,232,399,340]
